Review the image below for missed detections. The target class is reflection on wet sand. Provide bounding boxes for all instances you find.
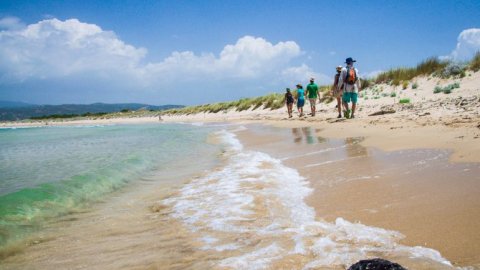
[291,127,326,145]
[344,137,368,158]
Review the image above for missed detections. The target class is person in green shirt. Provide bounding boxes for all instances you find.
[305,78,319,116]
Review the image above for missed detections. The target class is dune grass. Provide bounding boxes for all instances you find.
[470,52,480,72]
[162,93,285,115]
[375,57,449,84]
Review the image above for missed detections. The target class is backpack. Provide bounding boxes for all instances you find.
[345,67,357,85]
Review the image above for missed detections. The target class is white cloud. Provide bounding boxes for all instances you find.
[144,36,302,82]
[444,28,480,61]
[0,18,146,82]
[281,64,331,85]
[0,17,330,104]
[0,16,25,30]
[362,70,383,79]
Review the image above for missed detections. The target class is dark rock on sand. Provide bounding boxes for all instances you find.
[368,109,396,116]
[347,258,407,270]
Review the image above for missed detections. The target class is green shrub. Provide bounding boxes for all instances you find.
[442,64,464,78]
[390,92,397,97]
[434,86,443,94]
[402,81,409,89]
[434,83,460,94]
[412,82,418,89]
[399,98,411,104]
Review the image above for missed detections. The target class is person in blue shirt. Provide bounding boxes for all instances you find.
[295,84,305,117]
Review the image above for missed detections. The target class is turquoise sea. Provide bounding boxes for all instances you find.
[0,123,220,250]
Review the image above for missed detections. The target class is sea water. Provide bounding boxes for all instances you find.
[0,123,220,252]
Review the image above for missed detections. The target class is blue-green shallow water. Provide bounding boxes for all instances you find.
[0,123,219,249]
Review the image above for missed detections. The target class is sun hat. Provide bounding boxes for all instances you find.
[296,83,302,88]
[336,65,342,71]
[345,57,356,64]
[310,77,315,81]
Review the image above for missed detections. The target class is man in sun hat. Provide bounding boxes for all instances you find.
[337,57,361,118]
[305,77,319,116]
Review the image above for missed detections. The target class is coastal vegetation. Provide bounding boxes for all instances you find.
[433,82,460,94]
[399,98,411,104]
[470,52,480,72]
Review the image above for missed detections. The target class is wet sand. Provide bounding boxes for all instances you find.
[236,124,480,268]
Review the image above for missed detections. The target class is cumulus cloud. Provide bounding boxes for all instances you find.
[0,18,146,82]
[143,36,302,85]
[281,64,331,85]
[0,17,328,104]
[362,70,384,79]
[444,28,480,61]
[0,16,25,30]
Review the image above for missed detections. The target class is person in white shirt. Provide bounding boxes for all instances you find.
[337,57,361,118]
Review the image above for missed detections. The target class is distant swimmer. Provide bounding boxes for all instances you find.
[284,88,294,118]
[338,57,361,119]
[295,84,305,117]
[305,77,319,116]
[331,65,344,118]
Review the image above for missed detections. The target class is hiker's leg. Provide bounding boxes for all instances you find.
[351,93,358,117]
[336,97,342,115]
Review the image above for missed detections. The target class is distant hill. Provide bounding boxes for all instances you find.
[0,102,184,121]
[0,100,36,108]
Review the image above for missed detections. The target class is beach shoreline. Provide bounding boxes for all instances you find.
[234,124,480,268]
[1,121,479,269]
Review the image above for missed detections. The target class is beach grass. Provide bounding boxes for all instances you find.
[470,51,480,72]
[161,92,285,115]
[375,57,449,84]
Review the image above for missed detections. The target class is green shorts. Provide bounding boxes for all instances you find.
[342,92,358,103]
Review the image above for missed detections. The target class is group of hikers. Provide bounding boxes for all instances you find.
[285,57,361,119]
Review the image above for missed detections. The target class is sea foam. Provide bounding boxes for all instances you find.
[163,130,457,269]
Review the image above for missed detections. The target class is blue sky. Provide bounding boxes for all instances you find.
[0,0,479,105]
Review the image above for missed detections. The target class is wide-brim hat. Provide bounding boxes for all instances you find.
[296,84,302,87]
[345,57,356,64]
[336,65,343,71]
